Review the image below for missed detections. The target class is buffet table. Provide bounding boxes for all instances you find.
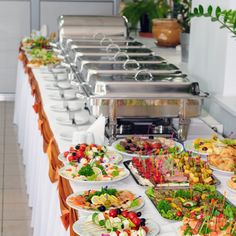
[14,48,236,236]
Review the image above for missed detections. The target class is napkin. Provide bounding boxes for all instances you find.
[87,115,106,145]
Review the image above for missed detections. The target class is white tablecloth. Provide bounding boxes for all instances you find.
[14,60,235,236]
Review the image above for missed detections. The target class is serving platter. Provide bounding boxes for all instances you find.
[184,139,208,158]
[59,164,130,184]
[58,149,123,165]
[209,164,234,175]
[73,216,160,236]
[124,160,221,188]
[66,188,144,213]
[112,138,183,159]
[145,185,235,221]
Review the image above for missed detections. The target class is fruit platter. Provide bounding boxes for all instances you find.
[73,210,160,236]
[66,186,144,213]
[178,193,236,235]
[59,161,129,184]
[58,143,122,165]
[146,184,236,222]
[124,152,218,188]
[113,137,183,158]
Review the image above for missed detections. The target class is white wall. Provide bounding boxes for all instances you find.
[40,1,114,33]
[189,0,236,96]
[189,0,236,136]
[0,1,30,93]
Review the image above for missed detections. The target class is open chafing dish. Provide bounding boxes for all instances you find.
[79,63,181,84]
[54,15,209,142]
[75,55,165,71]
[67,48,154,63]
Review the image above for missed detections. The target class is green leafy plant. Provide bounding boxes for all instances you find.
[191,4,236,37]
[173,0,192,33]
[122,0,170,30]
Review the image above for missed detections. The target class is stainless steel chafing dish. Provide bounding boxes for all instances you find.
[54,15,209,142]
[79,62,181,84]
[69,69,208,142]
[68,48,154,63]
[58,15,129,45]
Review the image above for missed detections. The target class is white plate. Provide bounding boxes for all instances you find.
[48,93,77,101]
[112,138,184,159]
[184,140,208,158]
[50,104,81,112]
[58,149,123,164]
[66,189,144,213]
[209,165,234,175]
[56,116,89,126]
[59,165,130,184]
[59,131,73,142]
[45,83,60,90]
[57,82,72,89]
[73,216,160,236]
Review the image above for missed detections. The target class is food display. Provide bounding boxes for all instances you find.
[125,152,217,187]
[21,36,51,50]
[66,187,144,212]
[27,48,61,67]
[227,174,236,192]
[178,193,236,235]
[73,210,160,236]
[113,137,183,157]
[59,143,122,165]
[59,161,129,183]
[208,145,236,173]
[146,184,236,222]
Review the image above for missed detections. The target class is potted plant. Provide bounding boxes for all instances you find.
[173,0,192,62]
[152,0,189,47]
[122,0,170,37]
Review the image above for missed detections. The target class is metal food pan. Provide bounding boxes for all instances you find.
[76,55,165,71]
[80,62,179,81]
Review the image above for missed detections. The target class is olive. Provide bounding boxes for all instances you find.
[140,219,146,226]
[98,205,106,212]
[72,152,76,156]
[202,147,208,151]
[136,212,142,217]
[116,209,122,215]
[75,145,80,150]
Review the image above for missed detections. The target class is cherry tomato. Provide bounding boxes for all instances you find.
[79,144,87,152]
[121,210,129,218]
[109,209,118,218]
[128,212,137,220]
[116,231,120,236]
[68,156,76,162]
[131,217,141,227]
[176,211,183,217]
[69,147,75,152]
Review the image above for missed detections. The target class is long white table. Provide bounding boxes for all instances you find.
[14,59,235,236]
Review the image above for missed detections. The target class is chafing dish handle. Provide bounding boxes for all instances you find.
[113,52,129,60]
[106,43,121,53]
[123,59,140,70]
[134,70,153,81]
[100,37,113,46]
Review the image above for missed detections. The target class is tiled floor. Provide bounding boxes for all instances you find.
[0,101,33,236]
